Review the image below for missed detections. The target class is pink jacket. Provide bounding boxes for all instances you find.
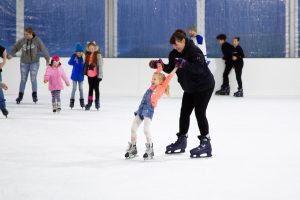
[150,66,175,107]
[44,65,70,91]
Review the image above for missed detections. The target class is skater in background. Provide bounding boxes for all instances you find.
[188,25,208,62]
[125,63,178,160]
[84,41,103,110]
[232,37,245,97]
[44,55,70,113]
[215,34,233,95]
[68,42,85,109]
[150,29,215,158]
[0,44,8,117]
[8,27,50,104]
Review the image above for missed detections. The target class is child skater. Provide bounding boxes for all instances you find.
[68,42,85,109]
[84,41,103,110]
[125,62,178,160]
[44,55,70,113]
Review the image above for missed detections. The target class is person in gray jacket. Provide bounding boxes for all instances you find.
[8,27,50,104]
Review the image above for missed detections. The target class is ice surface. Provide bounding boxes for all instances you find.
[1,94,300,200]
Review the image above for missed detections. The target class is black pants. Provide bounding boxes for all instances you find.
[178,87,214,137]
[222,62,243,89]
[233,62,243,89]
[88,77,100,100]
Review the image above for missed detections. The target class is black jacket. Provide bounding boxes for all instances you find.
[221,42,233,65]
[163,39,215,93]
[232,45,244,65]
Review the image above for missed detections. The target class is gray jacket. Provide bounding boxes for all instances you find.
[10,36,50,64]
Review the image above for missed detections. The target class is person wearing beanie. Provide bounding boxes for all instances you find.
[7,27,50,104]
[83,41,103,111]
[44,55,70,113]
[68,42,85,109]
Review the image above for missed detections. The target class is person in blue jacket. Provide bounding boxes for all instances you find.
[68,43,85,109]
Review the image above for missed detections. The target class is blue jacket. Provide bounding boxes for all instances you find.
[68,54,85,81]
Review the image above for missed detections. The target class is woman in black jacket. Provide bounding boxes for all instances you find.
[150,29,215,158]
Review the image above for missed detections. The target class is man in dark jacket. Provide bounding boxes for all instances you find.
[149,29,215,158]
[215,34,233,95]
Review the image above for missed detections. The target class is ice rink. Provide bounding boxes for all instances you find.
[1,94,300,200]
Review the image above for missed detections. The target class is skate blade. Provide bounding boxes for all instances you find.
[125,155,138,159]
[190,153,212,158]
[165,149,185,154]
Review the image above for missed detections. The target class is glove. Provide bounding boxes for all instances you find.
[175,58,186,68]
[149,59,164,69]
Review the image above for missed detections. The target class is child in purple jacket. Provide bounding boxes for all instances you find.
[44,55,70,113]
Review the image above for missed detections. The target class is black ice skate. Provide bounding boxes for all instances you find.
[1,108,8,118]
[79,99,85,109]
[52,103,57,113]
[215,86,230,95]
[16,92,24,104]
[190,136,212,158]
[32,92,38,103]
[234,88,243,97]
[95,99,100,110]
[85,100,93,110]
[69,99,75,109]
[143,143,154,160]
[165,133,187,154]
[125,142,138,159]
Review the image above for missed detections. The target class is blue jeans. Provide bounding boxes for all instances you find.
[71,81,84,99]
[0,73,6,109]
[19,62,40,93]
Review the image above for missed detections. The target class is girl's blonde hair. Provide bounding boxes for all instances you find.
[154,72,170,96]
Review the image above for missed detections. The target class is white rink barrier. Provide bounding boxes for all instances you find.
[1,58,300,96]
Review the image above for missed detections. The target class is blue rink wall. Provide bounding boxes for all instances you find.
[0,0,296,58]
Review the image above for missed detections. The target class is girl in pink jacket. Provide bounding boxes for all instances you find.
[44,55,70,113]
[125,62,178,160]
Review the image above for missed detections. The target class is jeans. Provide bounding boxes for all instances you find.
[0,73,6,109]
[71,81,84,99]
[19,62,40,93]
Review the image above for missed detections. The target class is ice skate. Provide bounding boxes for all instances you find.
[190,136,212,158]
[1,108,8,118]
[95,99,100,110]
[79,99,85,109]
[165,133,187,154]
[32,92,38,103]
[85,100,93,110]
[234,88,243,97]
[143,143,154,160]
[125,142,138,159]
[215,86,230,95]
[69,99,75,109]
[16,92,24,104]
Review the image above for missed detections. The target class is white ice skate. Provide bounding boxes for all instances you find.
[143,143,154,160]
[125,142,138,159]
